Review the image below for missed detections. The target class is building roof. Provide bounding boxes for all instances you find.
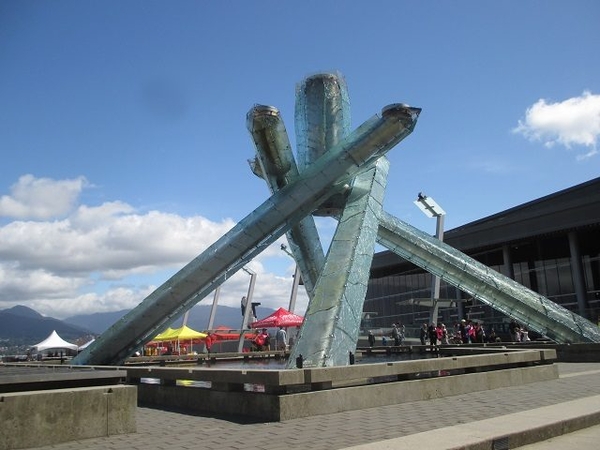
[372,177,600,272]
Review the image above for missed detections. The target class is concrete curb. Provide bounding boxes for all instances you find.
[342,394,600,450]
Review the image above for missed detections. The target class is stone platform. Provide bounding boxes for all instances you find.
[20,361,600,450]
[0,365,137,450]
[127,347,557,421]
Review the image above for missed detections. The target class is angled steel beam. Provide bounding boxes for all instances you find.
[288,157,390,367]
[377,211,600,343]
[72,104,421,365]
[247,105,324,296]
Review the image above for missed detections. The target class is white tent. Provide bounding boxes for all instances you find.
[32,330,79,352]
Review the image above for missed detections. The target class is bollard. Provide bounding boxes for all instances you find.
[349,351,355,365]
[296,354,303,368]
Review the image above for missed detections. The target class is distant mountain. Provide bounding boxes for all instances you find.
[0,303,277,348]
[4,305,44,319]
[64,304,277,335]
[64,309,130,335]
[0,305,93,345]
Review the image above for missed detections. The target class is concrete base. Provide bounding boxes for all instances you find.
[138,364,558,421]
[342,394,600,450]
[0,385,137,450]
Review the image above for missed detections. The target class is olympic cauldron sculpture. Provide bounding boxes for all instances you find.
[74,72,600,368]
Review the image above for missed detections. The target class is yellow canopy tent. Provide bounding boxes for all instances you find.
[166,325,208,341]
[153,327,176,341]
[150,325,208,355]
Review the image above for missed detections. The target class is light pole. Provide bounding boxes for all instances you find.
[237,266,257,352]
[414,192,446,325]
[281,244,300,313]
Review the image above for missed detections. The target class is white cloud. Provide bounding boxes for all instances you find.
[0,204,236,276]
[0,174,88,219]
[0,265,84,302]
[513,91,600,159]
[0,175,308,319]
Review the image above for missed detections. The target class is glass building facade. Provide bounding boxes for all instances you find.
[364,178,600,339]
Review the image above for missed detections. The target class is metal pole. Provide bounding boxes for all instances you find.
[238,269,257,352]
[415,193,446,326]
[288,265,300,313]
[207,286,220,330]
[429,213,445,325]
[568,231,589,318]
[181,310,190,327]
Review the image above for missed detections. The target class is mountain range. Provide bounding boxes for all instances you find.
[0,303,276,348]
[0,305,92,346]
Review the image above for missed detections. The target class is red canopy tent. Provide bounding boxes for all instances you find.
[250,307,304,329]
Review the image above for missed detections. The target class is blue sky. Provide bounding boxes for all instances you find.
[1,1,599,320]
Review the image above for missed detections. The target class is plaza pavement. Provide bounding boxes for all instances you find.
[30,362,600,450]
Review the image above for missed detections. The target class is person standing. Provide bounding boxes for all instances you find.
[509,319,521,342]
[465,320,475,343]
[368,330,376,347]
[260,328,271,350]
[474,322,485,343]
[459,319,467,343]
[391,323,400,346]
[275,326,288,351]
[435,323,444,344]
[428,323,438,349]
[252,329,264,351]
[441,323,449,344]
[204,332,214,354]
[241,296,247,316]
[420,323,427,345]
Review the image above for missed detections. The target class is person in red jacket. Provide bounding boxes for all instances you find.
[252,330,265,351]
[204,332,214,354]
[260,328,271,350]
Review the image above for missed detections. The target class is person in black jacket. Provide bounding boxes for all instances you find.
[419,323,427,345]
[428,323,438,349]
[368,330,376,347]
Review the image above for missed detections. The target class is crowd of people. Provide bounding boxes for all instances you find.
[418,320,504,346]
[155,317,533,356]
[365,318,536,348]
[209,305,533,354]
[251,326,291,352]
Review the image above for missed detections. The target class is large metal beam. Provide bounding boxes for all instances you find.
[247,105,324,296]
[377,211,600,343]
[72,104,421,365]
[288,157,390,367]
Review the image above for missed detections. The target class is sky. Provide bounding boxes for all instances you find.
[1,1,599,321]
